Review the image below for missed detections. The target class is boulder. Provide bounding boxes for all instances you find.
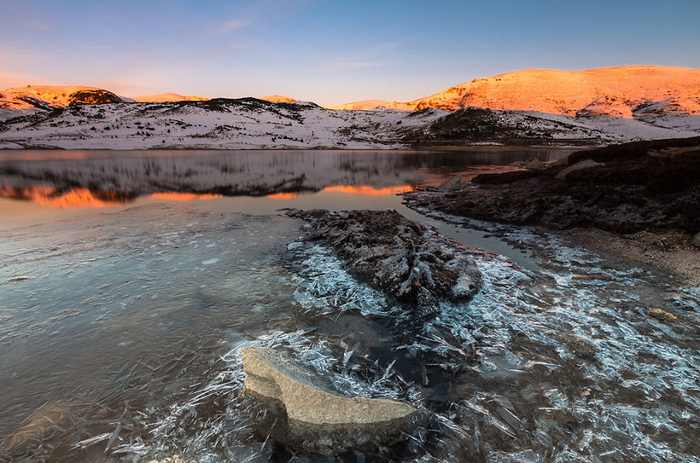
[3,402,72,452]
[692,232,700,248]
[649,307,678,322]
[242,347,422,455]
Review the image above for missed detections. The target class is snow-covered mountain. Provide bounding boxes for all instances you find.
[1,65,699,150]
[0,97,447,149]
[412,66,700,116]
[337,65,700,117]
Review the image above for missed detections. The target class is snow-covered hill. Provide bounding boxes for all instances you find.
[1,95,699,150]
[407,108,700,146]
[0,98,447,149]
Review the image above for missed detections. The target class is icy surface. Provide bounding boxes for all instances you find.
[102,218,700,462]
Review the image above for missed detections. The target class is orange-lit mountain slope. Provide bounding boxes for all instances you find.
[337,66,700,117]
[0,85,124,110]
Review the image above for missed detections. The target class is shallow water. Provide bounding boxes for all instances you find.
[0,148,697,463]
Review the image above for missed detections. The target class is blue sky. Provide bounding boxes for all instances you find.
[1,0,698,104]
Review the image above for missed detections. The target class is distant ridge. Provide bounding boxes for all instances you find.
[133,93,208,103]
[260,95,298,104]
[327,99,415,111]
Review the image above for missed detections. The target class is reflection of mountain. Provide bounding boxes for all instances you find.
[0,185,222,208]
[0,186,127,208]
[321,185,412,196]
[0,149,564,207]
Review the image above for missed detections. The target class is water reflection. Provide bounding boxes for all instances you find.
[321,184,413,196]
[0,148,569,208]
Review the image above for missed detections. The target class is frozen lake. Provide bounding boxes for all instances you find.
[0,149,698,463]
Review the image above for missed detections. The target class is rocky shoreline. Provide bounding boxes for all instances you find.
[564,228,700,286]
[404,136,700,283]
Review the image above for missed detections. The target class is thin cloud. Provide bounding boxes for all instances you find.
[229,42,252,51]
[331,58,384,71]
[28,19,52,32]
[327,41,401,71]
[220,19,250,32]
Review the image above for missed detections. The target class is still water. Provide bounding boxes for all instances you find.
[0,149,698,463]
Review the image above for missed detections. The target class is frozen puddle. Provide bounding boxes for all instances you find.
[91,216,700,463]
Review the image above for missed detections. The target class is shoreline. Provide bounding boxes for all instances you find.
[0,143,591,152]
[564,228,700,287]
[401,136,700,287]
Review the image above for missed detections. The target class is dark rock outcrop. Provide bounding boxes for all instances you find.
[287,209,482,322]
[404,137,700,234]
[403,107,602,145]
[68,89,123,106]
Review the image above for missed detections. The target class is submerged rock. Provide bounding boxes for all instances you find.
[3,402,71,452]
[242,347,422,455]
[649,307,679,322]
[287,209,482,323]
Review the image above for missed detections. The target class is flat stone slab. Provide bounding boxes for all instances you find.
[242,347,422,455]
